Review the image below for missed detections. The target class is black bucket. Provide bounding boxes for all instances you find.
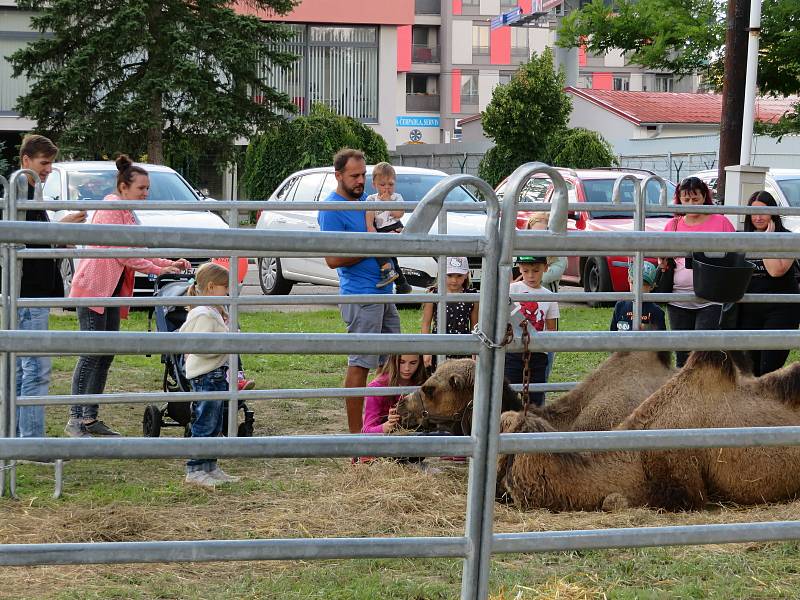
[692,252,754,303]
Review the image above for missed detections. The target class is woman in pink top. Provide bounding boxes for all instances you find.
[65,155,190,438]
[657,177,735,367]
[362,354,428,434]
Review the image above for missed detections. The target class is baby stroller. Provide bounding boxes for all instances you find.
[143,273,255,438]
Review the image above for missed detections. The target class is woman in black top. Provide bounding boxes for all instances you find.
[738,191,800,376]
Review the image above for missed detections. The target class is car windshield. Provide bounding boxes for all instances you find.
[582,178,675,218]
[776,178,800,208]
[66,171,199,202]
[365,174,478,203]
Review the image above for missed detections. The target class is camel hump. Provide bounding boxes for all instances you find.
[757,361,800,407]
[683,351,737,383]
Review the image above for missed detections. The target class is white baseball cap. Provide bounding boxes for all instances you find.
[446,256,470,275]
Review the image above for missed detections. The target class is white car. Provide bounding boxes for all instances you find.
[255,165,486,295]
[691,168,800,230]
[42,161,229,294]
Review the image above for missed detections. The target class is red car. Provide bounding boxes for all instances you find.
[495,168,676,303]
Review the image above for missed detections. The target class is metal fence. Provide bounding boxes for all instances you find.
[2,164,800,598]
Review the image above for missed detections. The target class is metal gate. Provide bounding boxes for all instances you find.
[2,163,800,599]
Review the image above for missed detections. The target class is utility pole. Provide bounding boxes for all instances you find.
[716,0,750,200]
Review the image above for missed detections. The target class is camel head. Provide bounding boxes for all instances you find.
[396,358,522,435]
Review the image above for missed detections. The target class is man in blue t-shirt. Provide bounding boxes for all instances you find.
[318,148,401,433]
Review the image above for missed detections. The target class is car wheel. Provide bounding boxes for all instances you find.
[60,258,74,298]
[583,256,612,308]
[258,257,294,295]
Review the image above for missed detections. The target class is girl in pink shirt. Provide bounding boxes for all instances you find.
[657,177,735,367]
[362,354,429,434]
[65,155,190,438]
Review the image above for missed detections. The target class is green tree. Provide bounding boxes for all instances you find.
[549,128,618,169]
[558,0,800,131]
[481,48,572,160]
[10,0,298,166]
[242,104,389,199]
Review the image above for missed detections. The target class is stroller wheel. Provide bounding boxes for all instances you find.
[143,405,162,437]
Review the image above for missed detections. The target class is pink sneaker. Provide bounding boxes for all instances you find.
[238,378,255,391]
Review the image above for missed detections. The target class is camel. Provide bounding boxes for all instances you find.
[395,352,675,435]
[497,351,800,511]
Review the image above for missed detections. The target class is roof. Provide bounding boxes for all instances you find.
[53,161,176,173]
[566,87,798,126]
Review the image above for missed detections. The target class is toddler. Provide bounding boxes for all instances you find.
[365,162,412,293]
[610,261,666,331]
[180,262,241,489]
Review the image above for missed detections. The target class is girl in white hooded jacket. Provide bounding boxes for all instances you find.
[180,262,240,489]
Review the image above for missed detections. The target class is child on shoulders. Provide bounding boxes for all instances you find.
[506,256,559,406]
[365,162,412,293]
[610,261,666,331]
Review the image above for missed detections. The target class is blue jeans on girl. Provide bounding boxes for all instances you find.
[186,366,228,473]
[16,307,51,437]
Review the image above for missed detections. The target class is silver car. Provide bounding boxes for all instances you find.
[254,165,486,295]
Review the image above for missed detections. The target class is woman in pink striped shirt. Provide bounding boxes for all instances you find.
[65,155,190,438]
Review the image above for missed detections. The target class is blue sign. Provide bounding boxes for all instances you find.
[490,15,504,29]
[491,7,523,29]
[395,116,440,128]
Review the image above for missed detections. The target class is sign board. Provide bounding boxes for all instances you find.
[490,7,523,29]
[395,116,440,128]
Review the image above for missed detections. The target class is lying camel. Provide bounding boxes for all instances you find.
[498,351,800,511]
[395,352,674,435]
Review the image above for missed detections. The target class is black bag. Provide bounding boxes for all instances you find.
[653,259,676,294]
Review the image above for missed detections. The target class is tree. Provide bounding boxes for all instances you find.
[242,104,389,199]
[478,49,616,186]
[10,0,299,166]
[481,48,572,161]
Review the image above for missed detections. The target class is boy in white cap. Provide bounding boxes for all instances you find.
[610,261,666,331]
[421,256,479,369]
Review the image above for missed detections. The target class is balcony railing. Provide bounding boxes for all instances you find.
[412,44,440,63]
[472,45,489,56]
[406,94,441,112]
[460,94,479,110]
[414,0,440,14]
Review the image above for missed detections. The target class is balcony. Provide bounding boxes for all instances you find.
[415,0,440,15]
[412,44,440,64]
[460,94,479,112]
[406,93,441,112]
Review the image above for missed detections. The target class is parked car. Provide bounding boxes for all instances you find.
[254,166,486,295]
[495,168,676,303]
[690,168,800,229]
[42,161,229,295]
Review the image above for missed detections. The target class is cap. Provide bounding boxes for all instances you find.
[515,256,548,265]
[641,261,658,286]
[446,256,470,275]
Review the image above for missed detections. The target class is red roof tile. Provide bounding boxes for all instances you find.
[566,87,798,125]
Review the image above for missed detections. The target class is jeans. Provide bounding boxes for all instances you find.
[70,306,121,420]
[667,304,723,368]
[504,351,548,407]
[16,307,51,437]
[186,366,228,472]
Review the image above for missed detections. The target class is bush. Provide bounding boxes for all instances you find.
[242,104,389,199]
[548,127,618,169]
[478,145,525,188]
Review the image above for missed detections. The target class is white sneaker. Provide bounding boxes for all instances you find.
[208,467,240,483]
[185,470,219,489]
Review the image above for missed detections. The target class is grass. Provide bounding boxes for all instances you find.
[3,305,800,599]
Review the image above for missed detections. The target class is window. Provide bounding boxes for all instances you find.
[500,0,518,6]
[577,73,593,88]
[42,171,61,201]
[511,28,529,56]
[472,24,489,55]
[260,25,379,122]
[654,75,673,92]
[613,75,630,91]
[292,173,326,202]
[462,0,479,4]
[274,177,299,201]
[499,72,514,85]
[460,72,479,107]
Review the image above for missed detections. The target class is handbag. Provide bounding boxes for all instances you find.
[653,218,679,294]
